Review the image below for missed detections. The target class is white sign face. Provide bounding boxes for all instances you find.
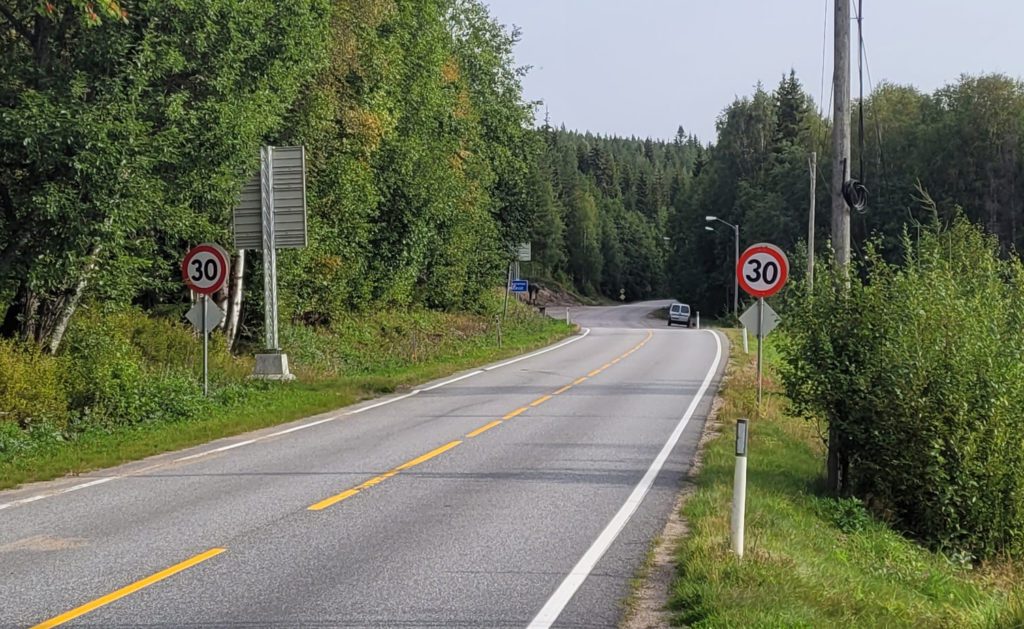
[181,244,230,295]
[737,243,789,298]
[739,301,780,338]
[516,242,532,262]
[186,300,225,333]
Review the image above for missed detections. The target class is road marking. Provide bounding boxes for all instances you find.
[420,370,484,392]
[552,385,573,395]
[308,488,361,511]
[394,440,461,471]
[0,329,594,512]
[527,330,723,629]
[466,420,503,438]
[586,368,603,377]
[482,328,591,371]
[572,377,588,385]
[503,407,529,420]
[530,395,553,407]
[309,440,462,511]
[30,548,226,629]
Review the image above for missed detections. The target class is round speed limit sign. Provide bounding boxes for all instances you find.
[737,243,789,298]
[181,244,230,295]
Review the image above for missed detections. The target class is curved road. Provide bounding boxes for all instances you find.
[0,301,726,628]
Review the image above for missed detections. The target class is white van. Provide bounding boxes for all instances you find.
[667,302,692,327]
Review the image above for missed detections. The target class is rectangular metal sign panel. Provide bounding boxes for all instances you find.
[270,146,307,249]
[515,242,531,262]
[233,173,262,250]
[232,146,308,250]
[510,279,529,293]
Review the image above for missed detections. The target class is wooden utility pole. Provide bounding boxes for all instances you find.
[832,0,851,267]
[808,151,816,289]
[828,0,851,495]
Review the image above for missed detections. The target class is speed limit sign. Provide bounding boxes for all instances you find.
[737,243,789,298]
[182,244,230,295]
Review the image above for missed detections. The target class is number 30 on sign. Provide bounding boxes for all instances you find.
[737,243,789,298]
[182,244,230,295]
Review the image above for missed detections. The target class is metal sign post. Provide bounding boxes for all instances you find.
[261,146,279,352]
[202,294,209,396]
[234,146,307,381]
[182,244,229,396]
[732,243,789,560]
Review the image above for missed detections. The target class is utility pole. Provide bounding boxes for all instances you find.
[808,151,816,289]
[832,0,851,268]
[828,0,852,495]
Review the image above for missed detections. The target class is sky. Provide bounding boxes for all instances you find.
[483,1,1024,142]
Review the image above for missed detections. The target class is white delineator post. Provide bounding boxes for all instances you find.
[732,418,749,558]
[742,326,749,354]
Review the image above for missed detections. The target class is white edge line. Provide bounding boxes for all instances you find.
[526,330,723,629]
[0,476,116,510]
[420,370,484,392]
[483,327,591,371]
[0,327,594,511]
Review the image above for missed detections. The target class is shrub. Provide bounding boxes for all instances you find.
[0,339,69,430]
[782,215,1024,559]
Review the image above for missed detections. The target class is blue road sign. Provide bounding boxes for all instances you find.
[510,279,529,293]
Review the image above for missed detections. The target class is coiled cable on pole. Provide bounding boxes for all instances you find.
[843,178,868,212]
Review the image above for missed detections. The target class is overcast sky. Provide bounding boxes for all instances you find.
[483,1,1024,142]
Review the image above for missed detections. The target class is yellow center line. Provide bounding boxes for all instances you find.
[394,440,461,471]
[308,488,360,511]
[310,440,462,511]
[467,420,502,438]
[503,407,529,420]
[31,548,226,629]
[310,329,655,513]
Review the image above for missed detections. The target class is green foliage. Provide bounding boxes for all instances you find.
[0,339,68,429]
[781,216,1024,560]
[670,331,1024,629]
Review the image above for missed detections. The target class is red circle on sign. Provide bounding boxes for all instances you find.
[181,244,230,295]
[736,243,789,298]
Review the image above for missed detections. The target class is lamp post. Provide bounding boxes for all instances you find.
[705,216,739,318]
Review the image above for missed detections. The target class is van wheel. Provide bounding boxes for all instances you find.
[666,321,672,326]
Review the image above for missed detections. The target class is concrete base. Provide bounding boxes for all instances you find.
[251,352,296,381]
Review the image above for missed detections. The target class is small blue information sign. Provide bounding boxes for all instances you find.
[510,279,528,293]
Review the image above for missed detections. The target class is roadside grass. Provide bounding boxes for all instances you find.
[0,308,571,490]
[669,329,1024,628]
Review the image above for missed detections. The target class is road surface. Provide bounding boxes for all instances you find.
[0,300,726,628]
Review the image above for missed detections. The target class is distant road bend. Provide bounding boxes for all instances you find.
[1,300,726,629]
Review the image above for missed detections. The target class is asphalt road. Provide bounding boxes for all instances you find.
[0,300,726,629]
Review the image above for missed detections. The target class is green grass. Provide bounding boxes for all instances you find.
[0,308,571,490]
[669,330,1024,628]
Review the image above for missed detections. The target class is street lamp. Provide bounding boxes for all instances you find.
[705,216,740,318]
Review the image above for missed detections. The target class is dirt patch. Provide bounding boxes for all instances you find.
[621,394,725,629]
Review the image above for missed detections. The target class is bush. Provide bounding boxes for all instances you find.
[0,339,69,430]
[782,215,1024,559]
[61,307,215,429]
